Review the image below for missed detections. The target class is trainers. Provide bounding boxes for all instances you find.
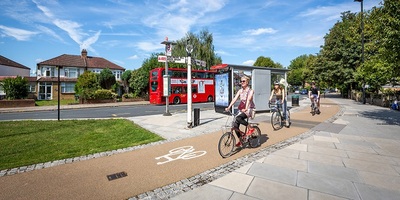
[235,141,242,147]
[246,128,255,136]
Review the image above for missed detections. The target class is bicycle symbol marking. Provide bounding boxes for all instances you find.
[155,146,207,165]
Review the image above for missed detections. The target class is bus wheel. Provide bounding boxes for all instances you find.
[173,97,181,104]
[207,95,213,102]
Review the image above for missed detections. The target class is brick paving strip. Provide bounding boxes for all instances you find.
[0,98,340,200]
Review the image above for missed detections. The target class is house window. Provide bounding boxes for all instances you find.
[64,68,78,78]
[61,82,75,93]
[44,67,55,77]
[113,70,121,80]
[29,83,36,92]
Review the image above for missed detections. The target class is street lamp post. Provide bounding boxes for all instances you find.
[161,37,177,116]
[186,40,193,128]
[355,0,366,104]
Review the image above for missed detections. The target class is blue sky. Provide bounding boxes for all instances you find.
[0,0,380,74]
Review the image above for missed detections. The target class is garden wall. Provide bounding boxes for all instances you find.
[0,99,35,108]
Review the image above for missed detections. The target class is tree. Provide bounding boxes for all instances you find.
[75,71,99,100]
[287,54,315,87]
[0,76,29,99]
[253,56,279,68]
[169,29,222,70]
[129,53,163,96]
[121,70,132,94]
[314,11,360,96]
[99,68,116,90]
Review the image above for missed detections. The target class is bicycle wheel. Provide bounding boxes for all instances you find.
[271,111,282,130]
[311,102,315,116]
[218,132,235,158]
[285,109,291,128]
[248,126,261,148]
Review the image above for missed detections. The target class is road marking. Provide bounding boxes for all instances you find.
[155,146,207,165]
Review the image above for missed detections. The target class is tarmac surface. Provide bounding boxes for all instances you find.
[1,94,400,200]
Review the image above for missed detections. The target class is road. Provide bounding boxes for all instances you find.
[0,102,214,121]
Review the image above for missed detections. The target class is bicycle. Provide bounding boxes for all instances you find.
[269,101,291,130]
[218,111,261,158]
[310,96,320,116]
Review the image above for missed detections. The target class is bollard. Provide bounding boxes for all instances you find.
[292,95,299,106]
[193,108,200,126]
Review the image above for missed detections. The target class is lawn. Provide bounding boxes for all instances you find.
[35,99,78,106]
[0,119,164,170]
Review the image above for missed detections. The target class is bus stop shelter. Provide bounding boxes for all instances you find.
[211,64,290,113]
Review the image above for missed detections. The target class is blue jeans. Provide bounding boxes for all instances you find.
[276,100,287,120]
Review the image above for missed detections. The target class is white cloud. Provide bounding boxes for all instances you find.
[128,55,139,60]
[242,60,255,66]
[36,25,64,42]
[243,28,277,36]
[0,25,38,41]
[137,41,163,52]
[33,1,101,52]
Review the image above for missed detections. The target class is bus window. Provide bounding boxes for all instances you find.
[151,81,158,92]
[192,87,198,93]
[151,71,158,77]
[173,86,181,94]
[197,72,205,78]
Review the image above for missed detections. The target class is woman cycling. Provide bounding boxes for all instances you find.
[308,81,321,114]
[225,75,255,147]
[269,82,288,124]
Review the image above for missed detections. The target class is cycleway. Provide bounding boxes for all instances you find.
[0,98,340,199]
[2,96,395,200]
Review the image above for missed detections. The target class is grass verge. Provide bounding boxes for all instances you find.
[0,119,164,170]
[35,99,78,106]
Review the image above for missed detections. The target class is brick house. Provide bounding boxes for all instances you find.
[0,55,36,99]
[36,49,125,100]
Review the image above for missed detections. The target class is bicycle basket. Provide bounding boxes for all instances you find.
[221,125,231,134]
[270,106,278,112]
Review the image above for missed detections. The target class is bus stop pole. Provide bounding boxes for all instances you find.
[186,42,193,128]
[187,55,192,127]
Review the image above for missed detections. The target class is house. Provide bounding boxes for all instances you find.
[36,49,125,100]
[0,55,35,99]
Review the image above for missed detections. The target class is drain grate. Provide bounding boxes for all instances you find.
[107,171,127,181]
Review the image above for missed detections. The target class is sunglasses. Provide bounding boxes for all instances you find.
[240,80,246,83]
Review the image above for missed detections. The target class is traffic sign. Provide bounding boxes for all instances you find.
[158,56,186,64]
[194,59,206,67]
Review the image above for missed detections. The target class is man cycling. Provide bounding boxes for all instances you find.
[308,81,321,114]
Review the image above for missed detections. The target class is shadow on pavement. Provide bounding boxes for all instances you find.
[360,109,400,126]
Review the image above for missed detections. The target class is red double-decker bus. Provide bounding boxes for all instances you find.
[149,67,216,105]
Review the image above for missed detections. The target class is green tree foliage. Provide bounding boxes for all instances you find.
[121,70,132,93]
[129,53,163,96]
[287,54,316,87]
[168,29,222,70]
[314,11,360,95]
[253,56,282,68]
[99,68,116,90]
[74,71,99,100]
[0,76,29,99]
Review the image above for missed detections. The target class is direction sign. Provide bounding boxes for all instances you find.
[158,56,186,64]
[194,59,206,67]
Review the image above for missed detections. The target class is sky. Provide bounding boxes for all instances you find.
[0,0,381,75]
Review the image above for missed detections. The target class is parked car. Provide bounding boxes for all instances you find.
[301,89,308,95]
[294,90,300,94]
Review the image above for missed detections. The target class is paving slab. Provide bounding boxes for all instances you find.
[297,171,360,200]
[246,177,307,200]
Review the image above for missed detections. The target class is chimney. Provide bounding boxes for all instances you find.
[81,49,87,59]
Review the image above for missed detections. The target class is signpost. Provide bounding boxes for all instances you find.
[160,37,177,116]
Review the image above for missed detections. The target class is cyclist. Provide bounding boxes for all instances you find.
[308,81,321,114]
[225,75,255,147]
[269,82,288,125]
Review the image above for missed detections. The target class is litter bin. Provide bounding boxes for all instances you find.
[194,108,200,126]
[292,95,299,106]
